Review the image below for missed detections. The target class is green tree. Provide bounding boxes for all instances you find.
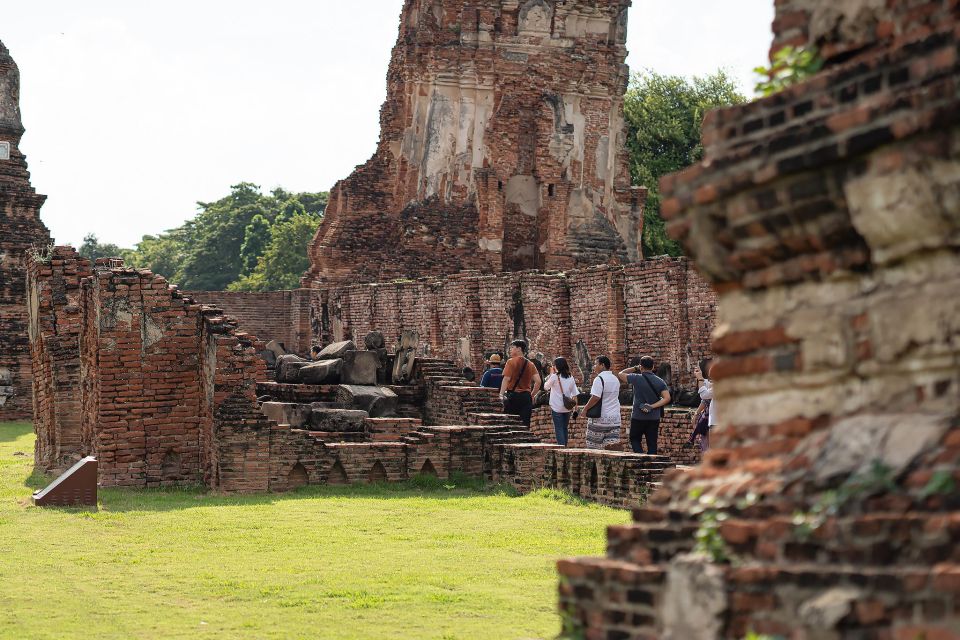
[89,184,327,290]
[239,214,272,275]
[77,233,130,261]
[229,212,322,291]
[124,229,189,281]
[624,70,745,257]
[296,191,329,217]
[176,183,269,290]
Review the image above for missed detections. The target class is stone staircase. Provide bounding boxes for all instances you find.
[414,357,468,386]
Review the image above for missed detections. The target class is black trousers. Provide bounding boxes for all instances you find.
[630,418,660,454]
[503,391,533,427]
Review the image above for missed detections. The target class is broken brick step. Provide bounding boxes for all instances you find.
[310,431,367,443]
[557,556,959,640]
[612,510,960,568]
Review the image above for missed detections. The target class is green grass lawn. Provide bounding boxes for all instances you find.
[0,421,627,639]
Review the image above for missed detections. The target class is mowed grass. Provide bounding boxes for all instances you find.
[0,422,627,639]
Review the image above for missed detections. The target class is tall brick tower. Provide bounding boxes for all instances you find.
[0,40,50,420]
[304,0,645,287]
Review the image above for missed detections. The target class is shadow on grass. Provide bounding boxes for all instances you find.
[31,472,538,514]
[0,421,33,444]
[7,422,599,514]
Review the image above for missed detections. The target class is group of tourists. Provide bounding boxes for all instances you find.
[478,340,716,454]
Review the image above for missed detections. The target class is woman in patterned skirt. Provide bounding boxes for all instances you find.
[579,356,621,449]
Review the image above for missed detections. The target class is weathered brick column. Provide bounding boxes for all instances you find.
[0,40,51,421]
[26,248,90,472]
[558,2,960,638]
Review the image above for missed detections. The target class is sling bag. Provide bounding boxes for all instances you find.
[504,360,529,402]
[561,376,577,410]
[638,372,666,416]
[586,374,604,419]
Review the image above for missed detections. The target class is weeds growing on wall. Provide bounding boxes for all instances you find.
[26,242,54,265]
[792,460,897,540]
[688,487,759,564]
[754,46,824,96]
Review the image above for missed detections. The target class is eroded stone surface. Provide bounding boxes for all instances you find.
[303,0,644,286]
[660,555,727,640]
[559,2,960,637]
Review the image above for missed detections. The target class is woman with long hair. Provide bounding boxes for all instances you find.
[685,358,714,452]
[543,357,579,446]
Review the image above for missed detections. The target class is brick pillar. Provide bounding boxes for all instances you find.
[26,247,90,472]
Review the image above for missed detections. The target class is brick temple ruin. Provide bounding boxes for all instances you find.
[27,247,710,497]
[558,1,960,638]
[6,0,960,636]
[17,0,716,503]
[0,40,51,421]
[303,0,645,286]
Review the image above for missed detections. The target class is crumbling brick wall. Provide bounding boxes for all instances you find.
[27,250,689,504]
[558,3,960,637]
[79,264,206,487]
[315,258,715,387]
[303,0,645,287]
[28,249,282,492]
[184,290,312,356]
[0,40,51,421]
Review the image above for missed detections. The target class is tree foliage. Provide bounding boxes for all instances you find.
[623,70,745,257]
[87,183,327,291]
[754,46,823,96]
[229,212,323,291]
[78,233,129,262]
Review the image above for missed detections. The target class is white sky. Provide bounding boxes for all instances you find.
[4,1,774,248]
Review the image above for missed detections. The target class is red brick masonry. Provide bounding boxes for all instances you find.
[199,257,716,391]
[0,40,51,421]
[304,0,646,286]
[557,1,960,637]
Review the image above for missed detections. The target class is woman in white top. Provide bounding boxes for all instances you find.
[579,355,621,450]
[544,357,580,446]
[686,358,715,453]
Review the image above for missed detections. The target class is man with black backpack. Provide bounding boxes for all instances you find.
[618,355,671,455]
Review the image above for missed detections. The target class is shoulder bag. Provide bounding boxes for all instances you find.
[504,359,529,403]
[586,374,604,419]
[639,372,668,414]
[561,376,577,410]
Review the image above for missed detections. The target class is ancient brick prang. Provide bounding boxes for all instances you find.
[0,40,51,420]
[304,0,644,286]
[559,3,960,638]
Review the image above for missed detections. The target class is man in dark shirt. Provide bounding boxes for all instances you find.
[617,355,671,454]
[479,354,504,388]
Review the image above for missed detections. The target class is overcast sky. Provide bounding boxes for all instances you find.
[4,1,774,248]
